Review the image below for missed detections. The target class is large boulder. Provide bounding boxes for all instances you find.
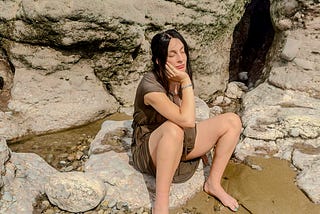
[0,0,246,141]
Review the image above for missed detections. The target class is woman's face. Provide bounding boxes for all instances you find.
[166,38,187,72]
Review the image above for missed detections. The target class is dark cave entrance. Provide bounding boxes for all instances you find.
[229,0,275,88]
[0,48,15,111]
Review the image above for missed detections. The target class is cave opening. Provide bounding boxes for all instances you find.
[0,48,15,111]
[229,0,275,88]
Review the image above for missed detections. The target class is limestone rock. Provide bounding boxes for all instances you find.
[280,37,301,61]
[85,98,211,209]
[0,137,10,174]
[195,96,210,121]
[292,149,320,171]
[85,120,208,209]
[238,1,320,204]
[1,152,57,214]
[45,172,106,212]
[0,0,247,141]
[225,82,246,99]
[296,159,320,204]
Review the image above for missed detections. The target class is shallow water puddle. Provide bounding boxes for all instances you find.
[171,157,320,214]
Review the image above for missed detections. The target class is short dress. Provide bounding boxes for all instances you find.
[131,71,200,183]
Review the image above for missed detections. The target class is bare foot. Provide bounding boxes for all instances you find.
[203,181,239,212]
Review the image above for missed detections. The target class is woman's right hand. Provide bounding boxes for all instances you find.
[165,63,190,83]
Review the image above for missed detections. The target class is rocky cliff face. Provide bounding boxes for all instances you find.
[0,0,246,141]
[236,0,320,204]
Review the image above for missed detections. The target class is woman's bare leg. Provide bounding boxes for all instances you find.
[149,121,184,214]
[186,112,242,211]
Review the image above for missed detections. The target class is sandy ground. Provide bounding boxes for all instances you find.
[171,157,320,214]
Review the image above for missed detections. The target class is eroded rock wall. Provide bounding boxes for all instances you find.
[0,0,246,141]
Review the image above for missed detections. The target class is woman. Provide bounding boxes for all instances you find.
[131,29,241,213]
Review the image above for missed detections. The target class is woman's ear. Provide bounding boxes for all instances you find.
[156,59,159,64]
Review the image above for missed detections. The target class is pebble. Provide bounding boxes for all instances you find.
[43,209,55,214]
[63,165,74,172]
[41,200,50,210]
[76,151,84,160]
[2,191,13,202]
[108,199,117,208]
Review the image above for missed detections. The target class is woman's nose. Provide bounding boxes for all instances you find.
[177,53,184,62]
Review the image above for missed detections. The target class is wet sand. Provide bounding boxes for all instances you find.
[171,157,319,214]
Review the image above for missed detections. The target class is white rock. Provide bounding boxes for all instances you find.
[280,37,301,61]
[45,172,106,213]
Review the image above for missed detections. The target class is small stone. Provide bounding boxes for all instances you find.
[43,209,55,214]
[210,106,223,116]
[100,200,109,209]
[41,200,51,209]
[76,151,84,160]
[226,82,243,99]
[59,160,67,165]
[97,210,105,214]
[2,191,13,201]
[108,199,117,208]
[277,18,292,31]
[290,128,300,137]
[59,153,69,159]
[212,96,224,105]
[63,165,74,172]
[136,207,144,214]
[250,164,263,171]
[46,154,54,164]
[281,37,301,61]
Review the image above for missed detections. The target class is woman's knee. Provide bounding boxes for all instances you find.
[164,121,184,142]
[223,112,242,131]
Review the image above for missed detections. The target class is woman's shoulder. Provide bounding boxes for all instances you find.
[139,71,165,93]
[142,71,157,81]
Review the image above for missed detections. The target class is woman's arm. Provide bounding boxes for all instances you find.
[144,65,195,128]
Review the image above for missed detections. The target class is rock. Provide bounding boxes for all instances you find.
[85,116,210,209]
[0,0,248,141]
[296,159,320,204]
[225,82,244,99]
[277,18,293,31]
[293,58,315,70]
[195,96,210,121]
[292,149,320,171]
[0,0,319,211]
[0,151,57,214]
[0,137,11,177]
[280,37,301,61]
[238,3,320,204]
[45,172,106,213]
[210,106,223,117]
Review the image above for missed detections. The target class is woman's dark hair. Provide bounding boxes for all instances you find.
[151,29,193,92]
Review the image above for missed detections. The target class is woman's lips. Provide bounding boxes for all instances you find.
[176,65,185,70]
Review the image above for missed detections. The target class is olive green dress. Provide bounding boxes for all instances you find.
[131,71,200,183]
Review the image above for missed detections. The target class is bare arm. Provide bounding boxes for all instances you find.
[144,64,195,127]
